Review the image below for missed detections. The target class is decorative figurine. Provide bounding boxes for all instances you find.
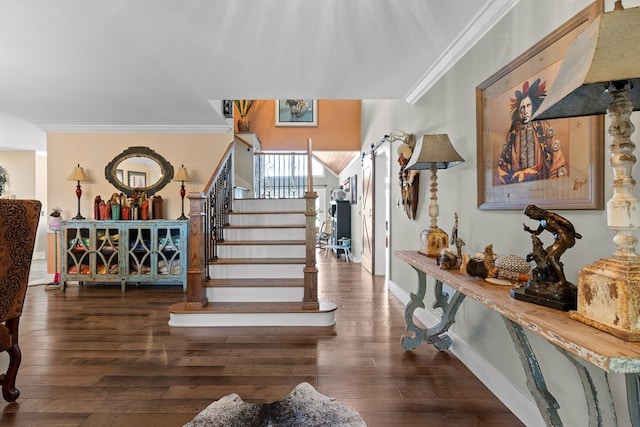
[511,204,582,310]
[390,130,419,220]
[487,255,531,284]
[461,244,496,278]
[439,213,465,270]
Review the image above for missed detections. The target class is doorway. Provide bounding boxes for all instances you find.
[360,145,389,276]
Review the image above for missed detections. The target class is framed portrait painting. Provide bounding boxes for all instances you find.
[476,1,603,210]
[275,99,317,126]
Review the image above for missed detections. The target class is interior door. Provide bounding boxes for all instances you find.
[361,154,374,274]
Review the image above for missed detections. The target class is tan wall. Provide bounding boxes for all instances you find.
[47,132,233,221]
[0,151,36,198]
[235,100,361,151]
[0,150,48,256]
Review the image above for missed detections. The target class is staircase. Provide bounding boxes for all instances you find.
[168,198,337,327]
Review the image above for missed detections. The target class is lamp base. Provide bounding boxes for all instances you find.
[570,257,640,341]
[418,227,448,258]
[72,214,85,220]
[177,214,188,221]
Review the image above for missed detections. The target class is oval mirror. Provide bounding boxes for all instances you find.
[105,146,174,197]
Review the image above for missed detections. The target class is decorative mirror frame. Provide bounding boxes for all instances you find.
[105,146,174,196]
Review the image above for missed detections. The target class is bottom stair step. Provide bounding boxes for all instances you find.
[168,300,337,327]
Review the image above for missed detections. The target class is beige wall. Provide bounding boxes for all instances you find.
[0,150,48,256]
[47,132,233,221]
[0,150,36,198]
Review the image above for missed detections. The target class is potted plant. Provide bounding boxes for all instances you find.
[234,100,254,132]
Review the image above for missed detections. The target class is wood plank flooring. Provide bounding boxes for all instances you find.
[2,252,524,427]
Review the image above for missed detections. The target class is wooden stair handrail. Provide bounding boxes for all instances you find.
[203,141,234,196]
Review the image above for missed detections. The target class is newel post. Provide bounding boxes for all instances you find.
[185,191,208,309]
[303,138,319,310]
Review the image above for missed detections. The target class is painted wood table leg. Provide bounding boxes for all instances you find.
[503,318,562,427]
[627,374,640,426]
[556,347,617,427]
[402,268,465,351]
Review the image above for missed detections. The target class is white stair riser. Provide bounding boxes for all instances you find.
[224,228,305,241]
[169,301,338,327]
[206,286,303,302]
[209,264,304,279]
[234,199,305,212]
[169,311,336,327]
[217,245,305,258]
[230,214,305,227]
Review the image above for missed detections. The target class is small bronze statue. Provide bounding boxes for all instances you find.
[511,204,581,310]
[439,213,465,270]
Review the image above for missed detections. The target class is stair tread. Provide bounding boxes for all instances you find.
[230,210,305,215]
[207,278,304,287]
[210,257,306,265]
[169,301,336,314]
[226,225,305,229]
[219,240,306,246]
[233,197,305,201]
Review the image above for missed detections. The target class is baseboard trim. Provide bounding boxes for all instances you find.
[388,279,543,427]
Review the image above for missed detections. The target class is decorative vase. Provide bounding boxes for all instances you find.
[237,115,250,132]
[152,195,163,219]
[94,196,102,220]
[111,204,121,221]
[99,201,111,220]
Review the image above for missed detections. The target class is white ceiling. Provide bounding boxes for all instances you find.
[0,0,517,151]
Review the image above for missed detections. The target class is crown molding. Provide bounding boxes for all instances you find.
[404,0,519,104]
[35,124,232,133]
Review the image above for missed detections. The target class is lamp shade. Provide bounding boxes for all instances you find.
[534,4,640,120]
[405,134,464,170]
[173,165,191,182]
[67,164,89,181]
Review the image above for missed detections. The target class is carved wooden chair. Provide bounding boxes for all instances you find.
[0,199,41,402]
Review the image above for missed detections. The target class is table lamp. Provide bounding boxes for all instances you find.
[67,164,89,220]
[533,1,640,340]
[405,134,464,257]
[173,164,191,220]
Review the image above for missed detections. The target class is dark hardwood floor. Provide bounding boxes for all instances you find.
[2,251,524,426]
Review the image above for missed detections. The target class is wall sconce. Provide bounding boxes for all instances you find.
[67,164,89,220]
[173,164,191,220]
[533,1,640,340]
[405,134,464,257]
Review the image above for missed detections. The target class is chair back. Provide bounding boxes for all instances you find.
[0,199,41,322]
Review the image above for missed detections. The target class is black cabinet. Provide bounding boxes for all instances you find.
[330,201,351,257]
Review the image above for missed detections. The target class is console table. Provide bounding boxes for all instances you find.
[61,220,188,292]
[396,250,640,427]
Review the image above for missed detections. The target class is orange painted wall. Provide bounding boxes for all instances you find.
[235,100,361,151]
